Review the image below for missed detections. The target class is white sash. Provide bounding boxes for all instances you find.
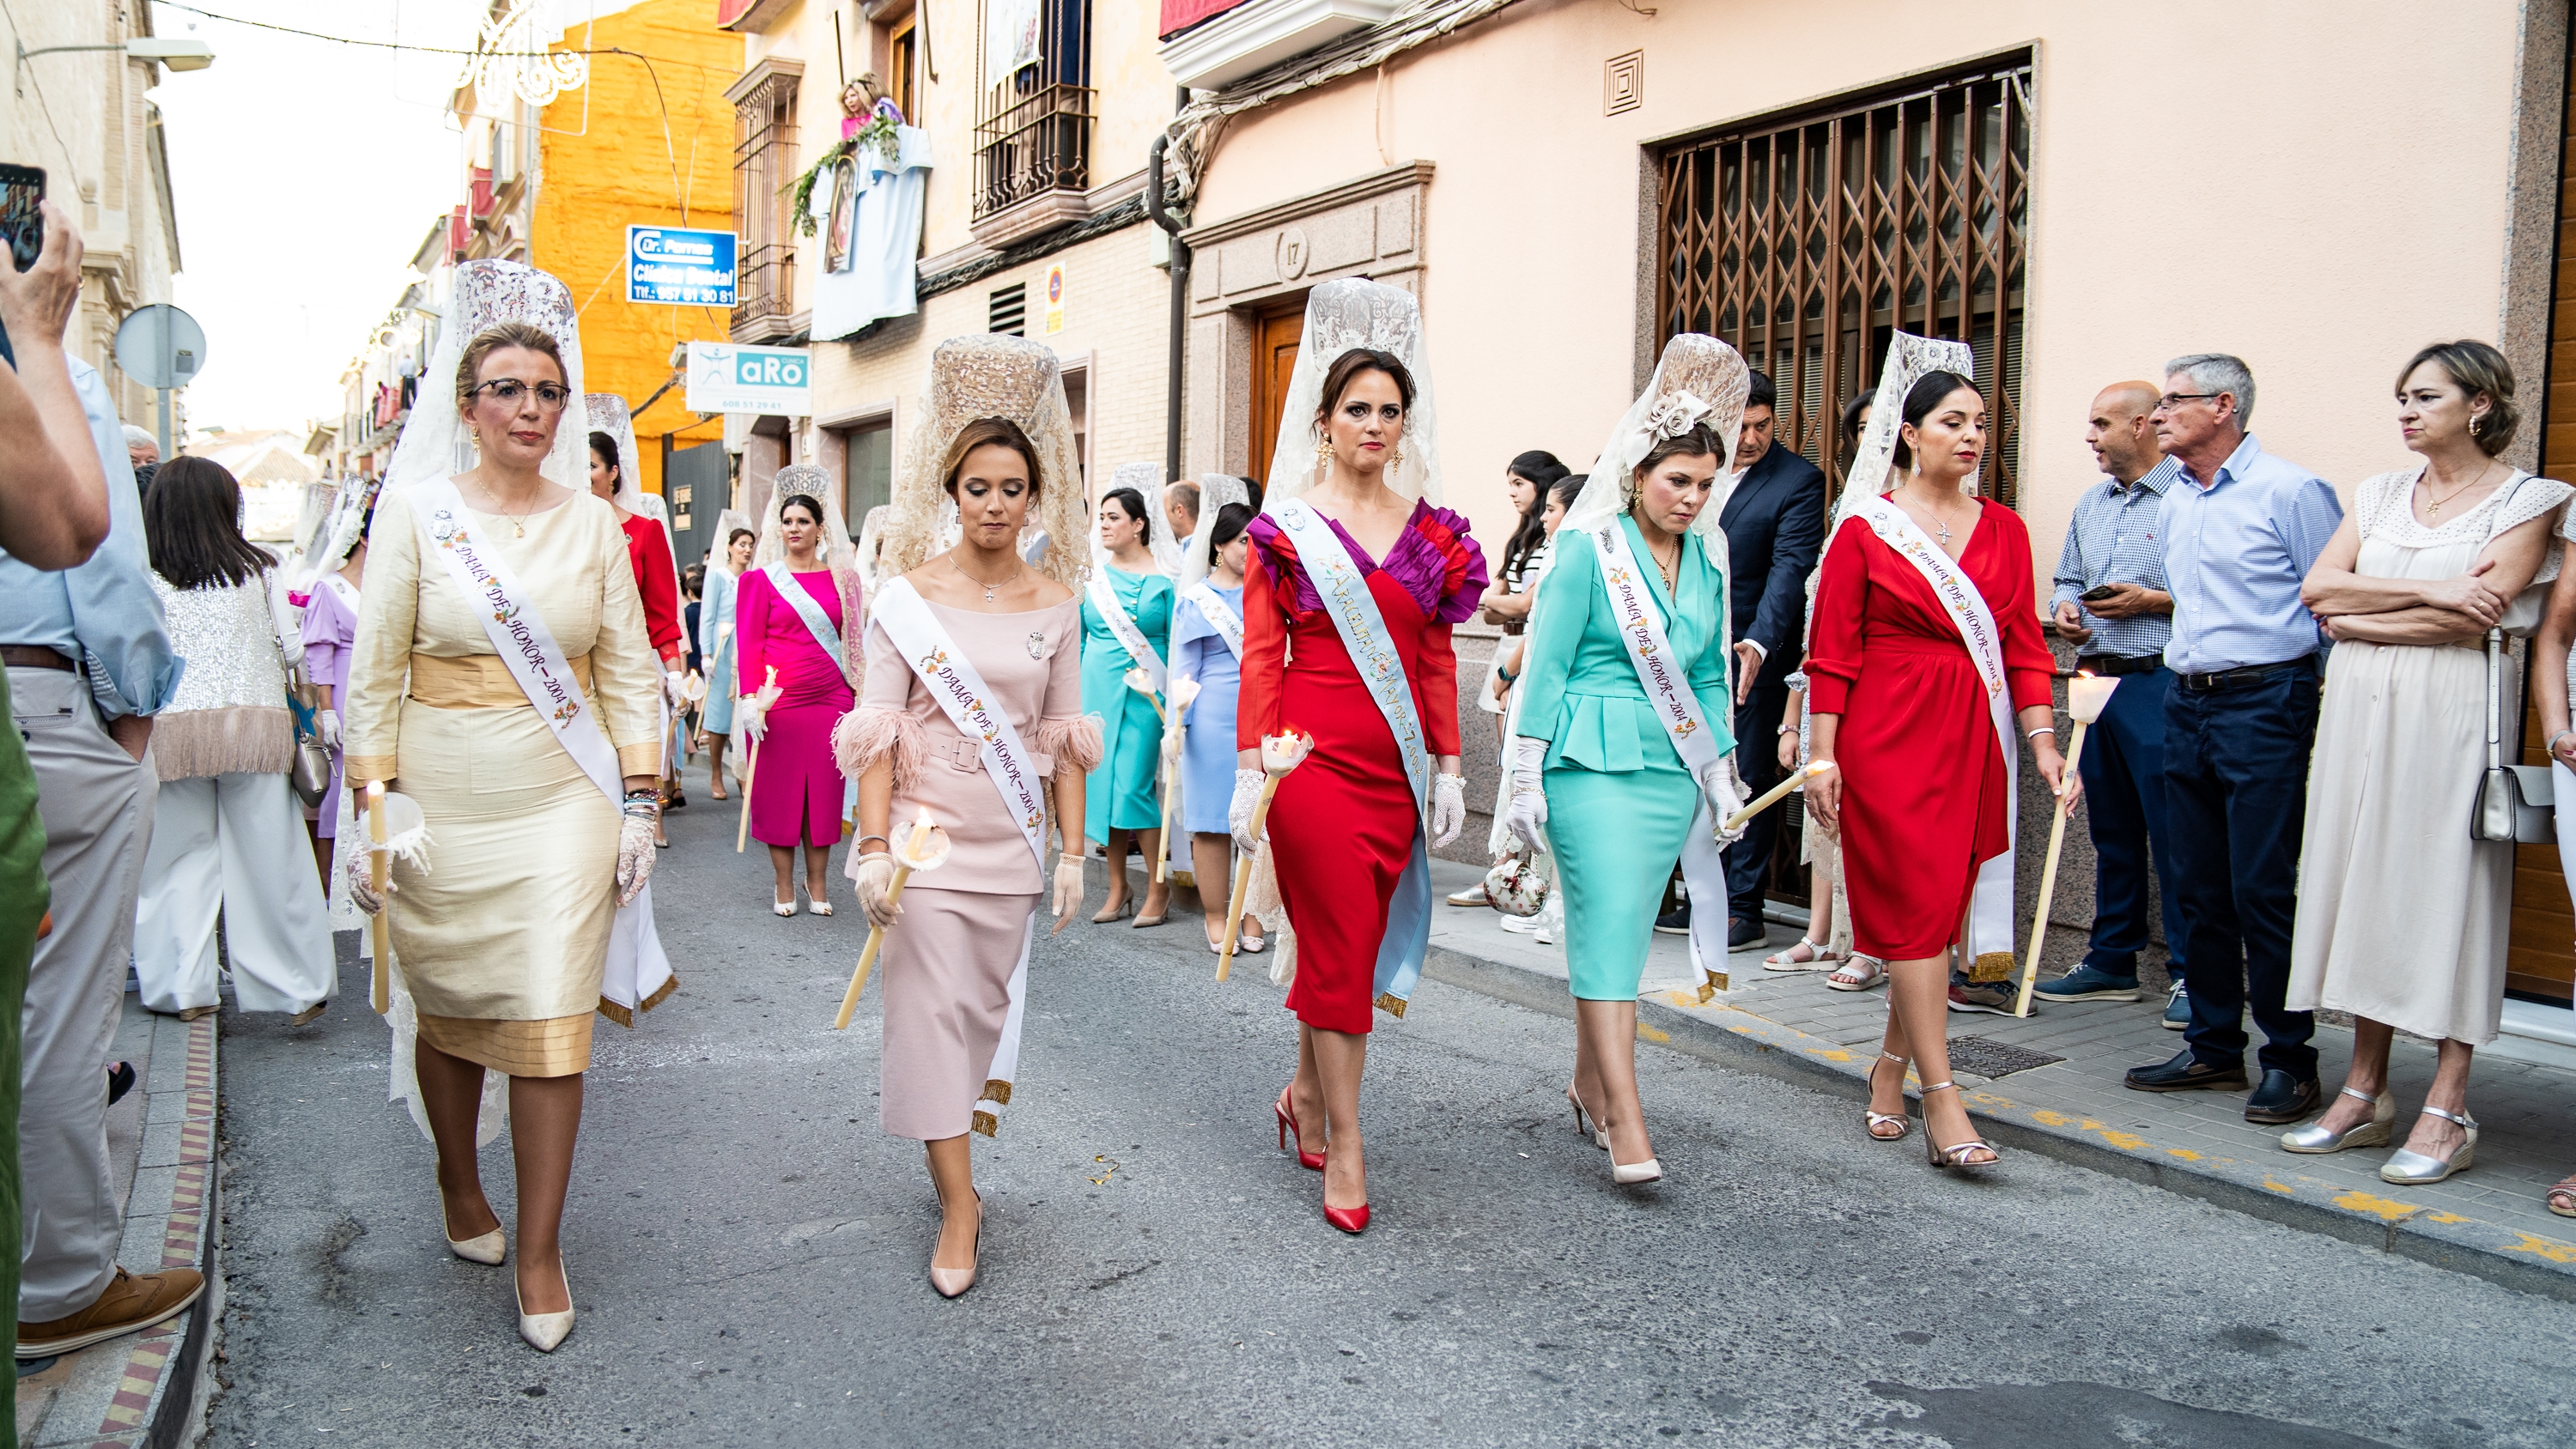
[1587,517,1733,994]
[869,577,1048,1133]
[321,573,360,611]
[763,561,846,667]
[1183,581,1244,658]
[415,482,674,1022]
[1271,500,1433,1016]
[1846,495,2018,978]
[1086,566,1168,694]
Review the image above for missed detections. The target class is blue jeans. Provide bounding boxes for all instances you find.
[2162,663,2319,1081]
[2079,667,2184,983]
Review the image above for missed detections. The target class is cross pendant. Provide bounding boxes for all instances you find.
[1935,520,1953,547]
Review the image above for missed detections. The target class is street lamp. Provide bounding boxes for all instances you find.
[15,37,216,95]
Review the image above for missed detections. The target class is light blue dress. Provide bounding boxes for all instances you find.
[699,564,738,734]
[1516,515,1733,1000]
[1170,581,1243,834]
[1080,565,1174,839]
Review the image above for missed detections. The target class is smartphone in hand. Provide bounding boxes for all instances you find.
[0,164,44,272]
[2079,583,2120,603]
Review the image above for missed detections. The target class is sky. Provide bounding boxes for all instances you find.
[147,2,511,437]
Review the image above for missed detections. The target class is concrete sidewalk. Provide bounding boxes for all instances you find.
[1418,856,2576,1301]
[15,996,220,1449]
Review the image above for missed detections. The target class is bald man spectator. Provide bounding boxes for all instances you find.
[2028,382,2189,1019]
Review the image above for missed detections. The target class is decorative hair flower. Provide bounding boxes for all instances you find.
[1645,390,1714,441]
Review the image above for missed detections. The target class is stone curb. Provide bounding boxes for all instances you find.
[1415,942,2576,1303]
[21,1011,221,1449]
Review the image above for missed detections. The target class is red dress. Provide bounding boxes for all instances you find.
[1804,500,2053,961]
[621,512,683,662]
[1240,501,1485,1034]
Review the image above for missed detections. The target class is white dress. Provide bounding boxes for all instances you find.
[2287,466,2571,1044]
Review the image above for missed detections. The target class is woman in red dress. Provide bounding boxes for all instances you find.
[1803,371,2072,1172]
[1235,345,1485,1233]
[591,430,683,843]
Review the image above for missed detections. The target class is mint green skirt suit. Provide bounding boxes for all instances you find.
[1517,515,1734,1000]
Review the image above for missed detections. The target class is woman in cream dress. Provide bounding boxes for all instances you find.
[345,264,667,1352]
[838,336,1097,1297]
[2290,340,2567,1186]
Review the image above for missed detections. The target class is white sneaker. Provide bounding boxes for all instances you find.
[1498,912,1543,936]
[1446,882,1492,907]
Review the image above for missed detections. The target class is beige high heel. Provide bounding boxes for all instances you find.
[515,1264,574,1352]
[929,1189,982,1299]
[441,1181,505,1265]
[1564,1087,1608,1151]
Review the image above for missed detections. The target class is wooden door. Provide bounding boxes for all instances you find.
[1248,301,1304,489]
[2506,21,2576,1009]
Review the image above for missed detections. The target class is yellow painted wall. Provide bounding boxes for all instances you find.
[532,0,742,496]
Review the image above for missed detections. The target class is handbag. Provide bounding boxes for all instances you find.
[1482,847,1550,916]
[2474,626,2555,843]
[284,661,334,810]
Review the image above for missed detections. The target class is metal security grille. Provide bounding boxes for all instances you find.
[1657,54,2032,503]
[975,0,1097,219]
[731,72,801,335]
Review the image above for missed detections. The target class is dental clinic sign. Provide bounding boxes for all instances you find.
[626,226,738,306]
[685,342,811,416]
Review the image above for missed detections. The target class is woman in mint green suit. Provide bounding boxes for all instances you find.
[1081,486,1176,923]
[1505,335,1752,1185]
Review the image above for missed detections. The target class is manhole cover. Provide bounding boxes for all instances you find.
[1945,1036,2063,1078]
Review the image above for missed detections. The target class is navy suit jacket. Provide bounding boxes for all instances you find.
[1717,440,1826,692]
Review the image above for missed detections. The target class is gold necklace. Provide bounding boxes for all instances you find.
[946,548,1023,603]
[1645,535,1682,590]
[476,481,541,537]
[2423,459,2498,521]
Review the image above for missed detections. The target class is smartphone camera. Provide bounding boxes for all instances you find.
[0,164,46,273]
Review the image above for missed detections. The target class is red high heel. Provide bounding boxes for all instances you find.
[1323,1199,1370,1234]
[1274,1087,1325,1170]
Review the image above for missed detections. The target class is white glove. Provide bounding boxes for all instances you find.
[615,811,658,906]
[1504,735,1548,854]
[1051,853,1086,933]
[1229,769,1267,855]
[316,708,342,749]
[1702,755,1750,845]
[1430,773,1467,847]
[349,864,391,917]
[737,694,770,743]
[664,670,687,708]
[853,852,899,929]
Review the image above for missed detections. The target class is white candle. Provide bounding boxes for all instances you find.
[2067,672,2119,724]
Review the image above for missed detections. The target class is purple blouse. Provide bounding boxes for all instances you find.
[1246,499,1487,625]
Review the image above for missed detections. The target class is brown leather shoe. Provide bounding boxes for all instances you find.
[15,1267,204,1358]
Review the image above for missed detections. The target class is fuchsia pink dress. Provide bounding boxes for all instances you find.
[736,567,856,848]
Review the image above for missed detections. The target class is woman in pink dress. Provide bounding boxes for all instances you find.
[838,336,1097,1298]
[736,467,864,914]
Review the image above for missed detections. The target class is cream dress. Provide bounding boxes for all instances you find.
[2287,466,2570,1044]
[343,488,665,1075]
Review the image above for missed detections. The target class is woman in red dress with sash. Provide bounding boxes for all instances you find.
[1235,343,1485,1234]
[1804,370,2069,1173]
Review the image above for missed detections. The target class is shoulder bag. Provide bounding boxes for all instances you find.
[2472,472,2555,843]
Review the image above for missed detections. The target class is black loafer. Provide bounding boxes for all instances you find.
[1726,915,1766,949]
[2123,1048,2249,1093]
[1653,905,1691,937]
[2243,1070,2321,1125]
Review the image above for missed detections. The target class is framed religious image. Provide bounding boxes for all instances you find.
[824,157,858,275]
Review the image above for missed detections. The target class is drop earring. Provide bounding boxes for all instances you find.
[1389,445,1404,471]
[1315,435,1332,470]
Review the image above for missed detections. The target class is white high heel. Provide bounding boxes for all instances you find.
[1611,1156,1663,1185]
[516,1264,576,1352]
[773,895,799,918]
[447,1227,505,1266]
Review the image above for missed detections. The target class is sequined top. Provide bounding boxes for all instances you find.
[152,573,290,715]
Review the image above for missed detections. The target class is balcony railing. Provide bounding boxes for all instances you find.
[973,81,1096,220]
[733,240,796,333]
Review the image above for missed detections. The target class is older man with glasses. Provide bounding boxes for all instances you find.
[2122,355,2342,1125]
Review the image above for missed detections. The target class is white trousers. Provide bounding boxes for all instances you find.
[135,771,335,1015]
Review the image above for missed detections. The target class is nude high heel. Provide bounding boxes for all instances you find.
[515,1264,575,1352]
[1565,1087,1608,1151]
[440,1181,505,1265]
[929,1190,982,1299]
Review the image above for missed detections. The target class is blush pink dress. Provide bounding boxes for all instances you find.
[836,594,1099,1140]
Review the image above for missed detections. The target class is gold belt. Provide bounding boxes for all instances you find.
[408,652,594,709]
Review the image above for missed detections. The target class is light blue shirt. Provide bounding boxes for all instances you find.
[2049,455,2179,660]
[2158,433,2343,675]
[0,358,178,717]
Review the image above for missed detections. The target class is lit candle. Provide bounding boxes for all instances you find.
[1220,730,1313,981]
[2067,670,2119,724]
[835,806,952,1029]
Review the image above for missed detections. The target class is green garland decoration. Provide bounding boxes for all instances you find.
[785,118,904,238]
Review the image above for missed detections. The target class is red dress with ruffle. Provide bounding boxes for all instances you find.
[1240,501,1487,1034]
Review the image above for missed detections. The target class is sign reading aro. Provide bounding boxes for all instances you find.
[686,341,811,416]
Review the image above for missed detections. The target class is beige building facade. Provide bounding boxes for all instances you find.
[725,0,1185,531]
[1163,0,2576,1042]
[2,0,191,430]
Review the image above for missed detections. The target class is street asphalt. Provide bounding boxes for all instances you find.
[207,797,2576,1447]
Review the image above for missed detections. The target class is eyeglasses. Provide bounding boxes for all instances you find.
[472,379,572,410]
[2157,392,2221,410]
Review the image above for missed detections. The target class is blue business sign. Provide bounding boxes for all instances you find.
[625,225,738,307]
